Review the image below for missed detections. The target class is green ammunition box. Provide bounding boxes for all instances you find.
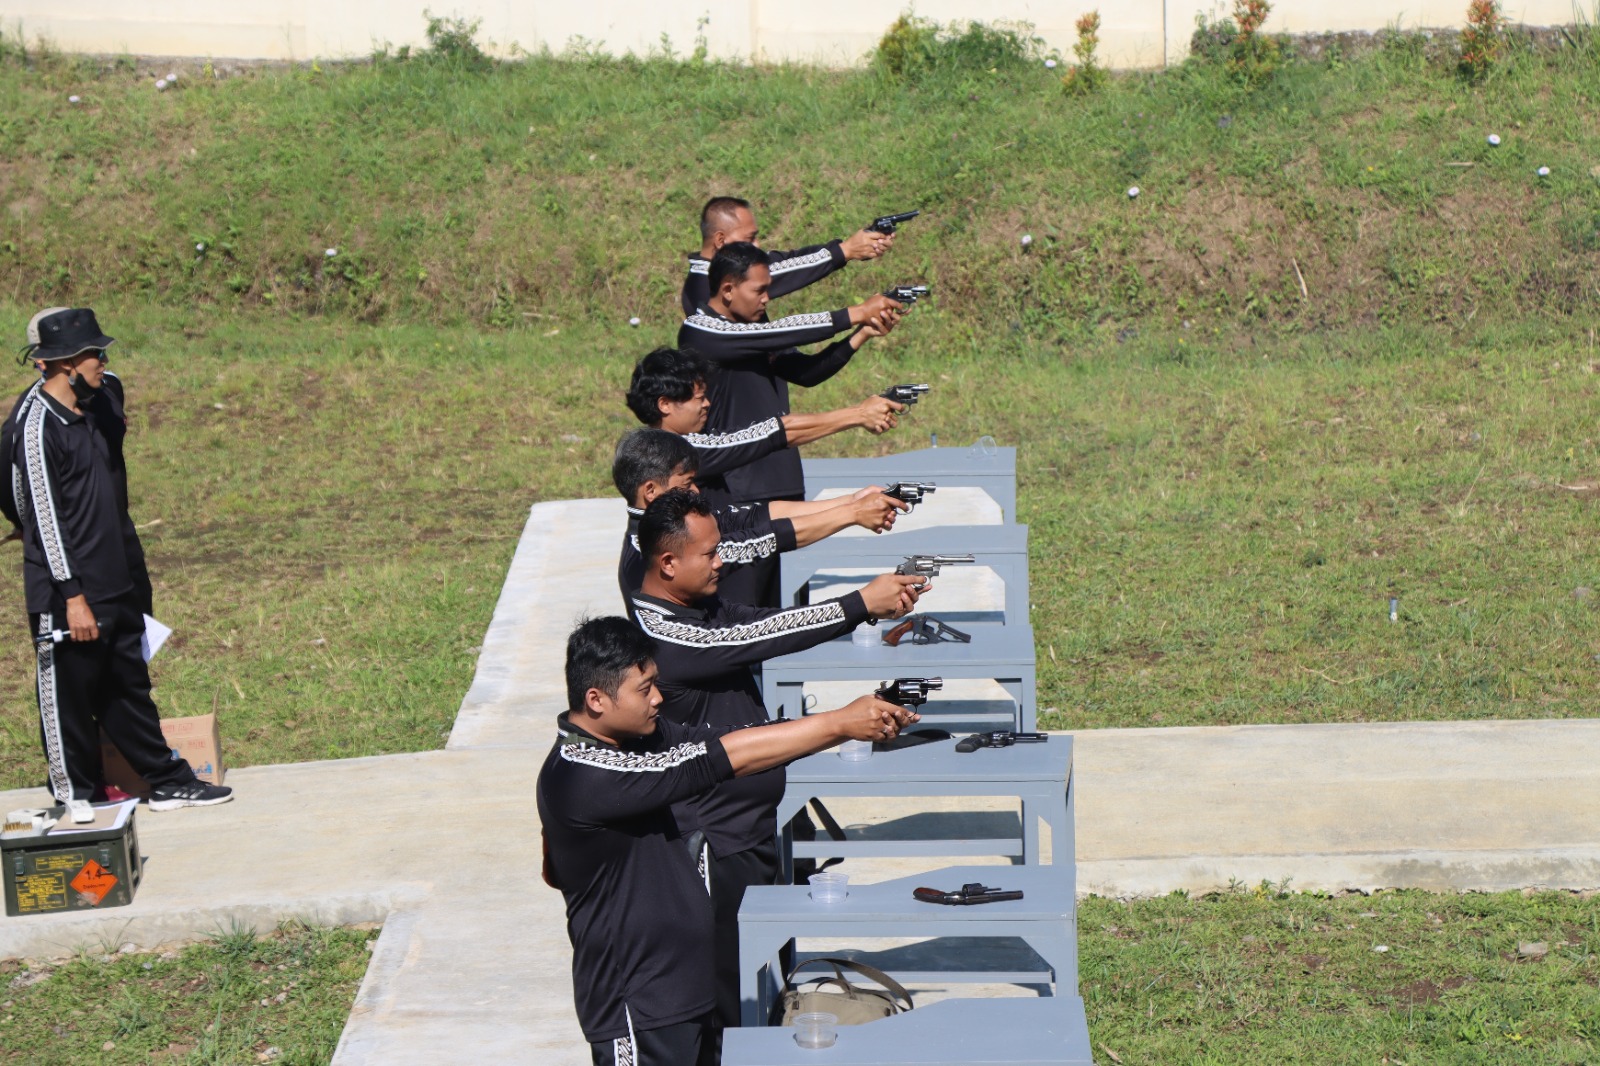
[3,806,142,918]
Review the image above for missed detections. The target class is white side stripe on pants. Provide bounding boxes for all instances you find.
[35,612,71,802]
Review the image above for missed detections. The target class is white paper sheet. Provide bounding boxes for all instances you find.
[142,614,172,662]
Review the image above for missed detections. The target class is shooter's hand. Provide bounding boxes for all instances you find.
[855,395,904,433]
[852,493,908,534]
[66,595,99,642]
[832,694,919,743]
[861,574,929,620]
[841,229,894,262]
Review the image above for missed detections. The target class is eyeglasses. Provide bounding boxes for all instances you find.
[76,350,108,364]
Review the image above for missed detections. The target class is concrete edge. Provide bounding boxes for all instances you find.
[0,885,428,963]
[1080,848,1600,899]
[330,908,421,1065]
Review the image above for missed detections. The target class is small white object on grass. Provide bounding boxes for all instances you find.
[1537,165,1551,177]
[1020,234,1033,246]
[1373,945,1390,953]
[1487,134,1501,146]
[1127,186,1141,199]
[68,94,81,104]
[196,242,205,252]
[1045,59,1057,69]
[325,247,338,257]
[167,71,178,82]
[629,316,641,327]
[155,79,168,91]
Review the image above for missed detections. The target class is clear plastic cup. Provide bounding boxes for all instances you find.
[809,871,848,903]
[851,623,879,648]
[793,1011,838,1048]
[838,740,873,762]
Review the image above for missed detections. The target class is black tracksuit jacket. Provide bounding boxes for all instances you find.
[618,501,796,609]
[12,388,135,613]
[627,588,869,858]
[537,713,735,1042]
[679,241,847,316]
[676,308,857,504]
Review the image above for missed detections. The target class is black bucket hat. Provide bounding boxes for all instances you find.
[22,307,115,364]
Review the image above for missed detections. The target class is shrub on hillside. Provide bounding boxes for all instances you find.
[1459,0,1507,81]
[1061,11,1107,95]
[424,11,492,68]
[1226,0,1281,84]
[873,13,1044,80]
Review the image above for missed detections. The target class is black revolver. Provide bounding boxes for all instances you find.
[880,383,930,406]
[882,482,936,510]
[914,882,1025,905]
[884,284,931,306]
[955,730,1048,753]
[869,209,921,234]
[875,677,944,709]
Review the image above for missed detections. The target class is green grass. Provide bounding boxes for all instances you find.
[0,922,375,1064]
[0,29,1594,786]
[1080,887,1600,1064]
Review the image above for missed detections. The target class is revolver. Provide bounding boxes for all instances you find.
[875,677,944,709]
[896,554,974,584]
[880,383,930,406]
[955,730,1048,753]
[869,209,921,234]
[914,882,1025,906]
[882,482,936,510]
[884,284,931,306]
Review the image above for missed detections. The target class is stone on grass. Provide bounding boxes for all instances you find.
[1518,940,1549,959]
[1127,186,1140,199]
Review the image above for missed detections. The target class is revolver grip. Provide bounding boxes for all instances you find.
[913,887,950,904]
[954,734,983,753]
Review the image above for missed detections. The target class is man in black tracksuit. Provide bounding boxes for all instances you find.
[679,195,894,316]
[625,346,903,508]
[611,429,903,607]
[539,616,915,1066]
[626,490,929,1049]
[12,308,231,813]
[677,242,907,604]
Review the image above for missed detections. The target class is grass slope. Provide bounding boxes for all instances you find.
[0,38,1595,789]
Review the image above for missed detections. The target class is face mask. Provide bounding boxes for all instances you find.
[68,370,98,405]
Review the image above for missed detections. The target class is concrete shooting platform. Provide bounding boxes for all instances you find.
[3,495,1598,1065]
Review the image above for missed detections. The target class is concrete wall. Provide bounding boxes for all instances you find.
[2,0,1584,68]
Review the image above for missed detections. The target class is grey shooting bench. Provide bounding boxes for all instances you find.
[777,735,1073,883]
[720,995,1096,1065]
[802,444,1018,522]
[737,864,1078,1028]
[780,525,1030,625]
[762,624,1038,731]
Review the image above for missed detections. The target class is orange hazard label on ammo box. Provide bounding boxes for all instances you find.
[69,859,119,905]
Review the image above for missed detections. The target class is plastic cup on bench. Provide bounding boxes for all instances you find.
[793,1011,839,1048]
[838,740,872,761]
[809,871,848,903]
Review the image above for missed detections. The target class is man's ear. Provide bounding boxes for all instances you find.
[583,687,610,718]
[639,480,663,507]
[657,549,678,581]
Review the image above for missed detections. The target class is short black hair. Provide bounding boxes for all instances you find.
[625,348,710,427]
[708,242,769,294]
[612,429,699,504]
[700,196,752,241]
[638,487,714,564]
[565,616,657,712]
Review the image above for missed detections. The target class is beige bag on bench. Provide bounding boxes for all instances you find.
[778,957,915,1026]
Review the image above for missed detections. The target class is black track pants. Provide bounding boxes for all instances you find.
[590,1011,711,1066]
[31,593,194,803]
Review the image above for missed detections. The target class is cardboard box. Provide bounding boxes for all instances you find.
[100,713,225,799]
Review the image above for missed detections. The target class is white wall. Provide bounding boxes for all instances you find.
[2,0,1584,68]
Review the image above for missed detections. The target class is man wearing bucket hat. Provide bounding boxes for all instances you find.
[11,307,232,817]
